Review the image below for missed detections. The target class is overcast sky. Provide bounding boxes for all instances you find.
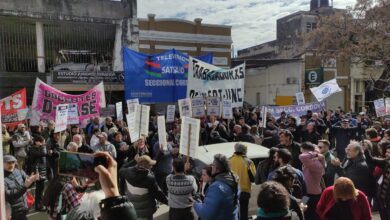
[138,0,356,51]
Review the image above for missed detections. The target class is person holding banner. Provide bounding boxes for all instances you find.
[4,155,40,220]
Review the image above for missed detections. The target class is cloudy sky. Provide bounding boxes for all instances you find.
[138,0,356,51]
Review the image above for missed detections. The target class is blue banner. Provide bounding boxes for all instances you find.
[123,48,213,103]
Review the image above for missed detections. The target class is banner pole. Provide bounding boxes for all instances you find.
[139,105,143,140]
[187,124,192,164]
[0,108,7,220]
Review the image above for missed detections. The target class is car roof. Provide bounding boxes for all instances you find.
[194,142,269,165]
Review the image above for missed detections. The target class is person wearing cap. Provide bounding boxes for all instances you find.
[119,155,168,219]
[229,143,256,220]
[12,123,32,170]
[326,115,363,160]
[4,155,39,219]
[92,132,117,159]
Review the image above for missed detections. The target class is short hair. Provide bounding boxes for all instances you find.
[365,128,378,139]
[114,131,122,138]
[172,158,184,173]
[278,129,293,140]
[348,141,364,156]
[318,139,330,147]
[301,142,315,151]
[379,141,390,157]
[333,177,358,200]
[257,181,290,213]
[67,142,78,151]
[384,129,390,137]
[276,148,292,164]
[272,166,296,189]
[213,153,230,173]
[241,124,250,133]
[34,135,45,143]
[202,165,212,177]
[268,147,279,160]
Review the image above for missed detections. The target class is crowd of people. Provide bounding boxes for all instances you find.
[2,106,390,220]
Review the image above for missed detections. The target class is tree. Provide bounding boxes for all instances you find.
[307,0,390,104]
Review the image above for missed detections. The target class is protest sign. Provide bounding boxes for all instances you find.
[191,97,205,118]
[295,92,305,105]
[222,99,233,119]
[385,98,390,116]
[100,106,116,118]
[116,102,123,121]
[374,98,386,117]
[31,79,106,126]
[187,57,245,108]
[126,98,139,115]
[207,97,221,117]
[54,104,69,133]
[128,104,150,143]
[265,101,326,119]
[261,106,268,128]
[180,117,200,159]
[178,98,192,118]
[67,103,79,125]
[0,88,27,129]
[123,48,213,103]
[126,113,139,143]
[0,108,6,220]
[166,105,176,123]
[157,116,168,151]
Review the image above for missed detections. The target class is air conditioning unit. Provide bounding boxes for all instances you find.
[286,77,297,84]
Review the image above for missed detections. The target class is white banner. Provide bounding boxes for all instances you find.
[157,116,168,151]
[54,104,69,133]
[166,105,176,123]
[67,103,79,125]
[261,106,268,128]
[295,92,305,105]
[178,98,192,118]
[207,97,221,117]
[310,78,342,102]
[191,97,205,118]
[180,117,200,158]
[126,113,139,143]
[222,99,233,119]
[116,102,123,121]
[187,57,245,108]
[126,98,139,115]
[385,98,390,116]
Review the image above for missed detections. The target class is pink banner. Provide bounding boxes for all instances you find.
[31,79,106,126]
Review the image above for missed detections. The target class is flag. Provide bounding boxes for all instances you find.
[310,79,342,102]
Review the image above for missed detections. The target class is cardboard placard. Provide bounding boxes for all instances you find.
[157,116,168,151]
[166,105,176,123]
[179,117,200,158]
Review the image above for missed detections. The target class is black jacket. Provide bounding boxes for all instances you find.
[26,145,47,179]
[236,133,256,143]
[275,142,302,170]
[119,164,168,218]
[4,168,29,216]
[77,144,93,154]
[99,196,137,220]
[339,155,373,197]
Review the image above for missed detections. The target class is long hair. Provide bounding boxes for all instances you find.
[43,176,66,215]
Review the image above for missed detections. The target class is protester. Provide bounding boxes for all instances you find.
[200,165,213,198]
[66,190,106,220]
[255,147,278,185]
[256,181,299,220]
[4,155,39,220]
[101,117,116,134]
[332,141,373,198]
[276,130,302,170]
[316,177,371,220]
[46,131,63,179]
[300,122,321,144]
[111,131,130,169]
[318,139,338,186]
[12,123,32,170]
[2,124,12,154]
[166,158,198,220]
[363,140,390,220]
[229,143,256,220]
[92,132,117,158]
[299,142,325,220]
[119,155,168,219]
[89,128,101,148]
[42,120,55,140]
[194,154,239,220]
[236,124,256,143]
[66,142,79,152]
[271,166,305,220]
[26,135,47,211]
[73,134,93,153]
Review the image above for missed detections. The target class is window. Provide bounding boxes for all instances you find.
[306,22,317,33]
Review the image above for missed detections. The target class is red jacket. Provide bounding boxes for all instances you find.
[316,186,372,220]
